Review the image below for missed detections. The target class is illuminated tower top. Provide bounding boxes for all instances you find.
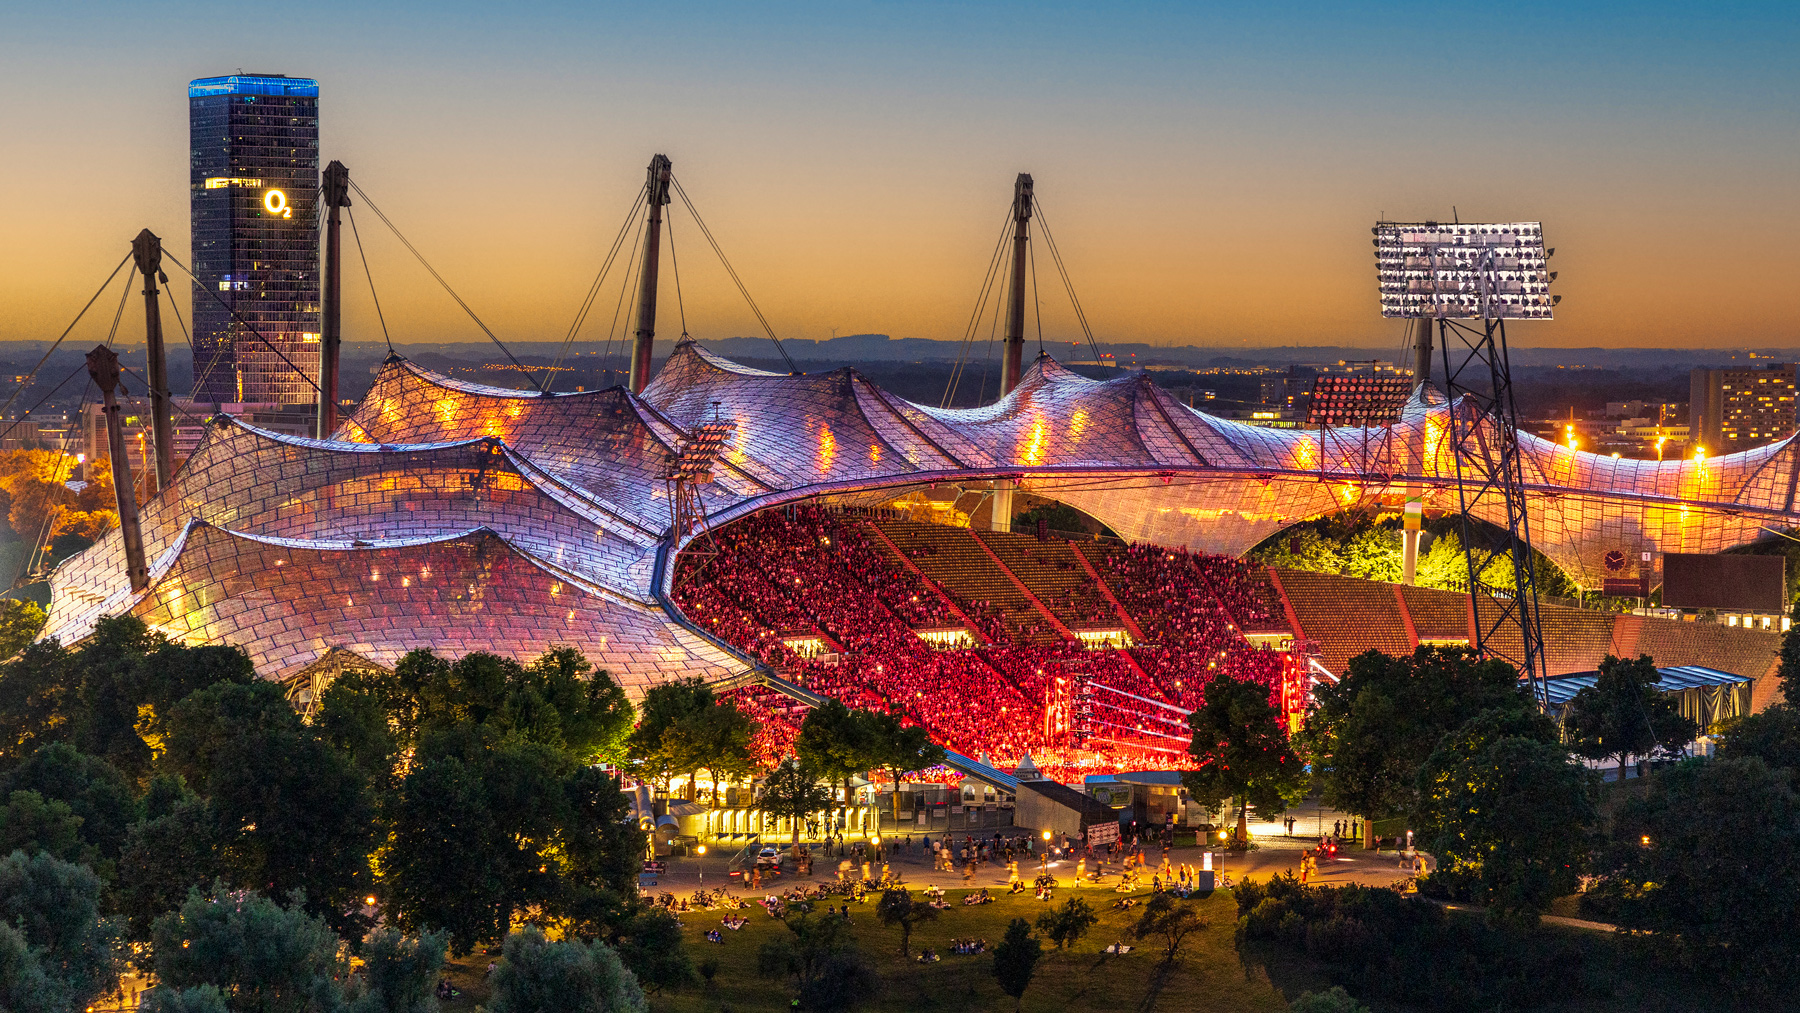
[188,74,321,406]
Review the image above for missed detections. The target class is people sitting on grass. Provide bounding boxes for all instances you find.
[950,938,988,955]
[705,929,725,944]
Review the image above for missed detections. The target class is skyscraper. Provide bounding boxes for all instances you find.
[188,74,320,405]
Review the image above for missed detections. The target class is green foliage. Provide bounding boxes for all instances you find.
[140,985,232,1013]
[1288,985,1369,1013]
[1183,673,1306,837]
[1013,502,1089,534]
[1564,654,1697,778]
[1131,892,1208,961]
[1235,874,1608,1009]
[874,887,938,957]
[608,909,695,993]
[151,883,346,1012]
[486,925,645,1013]
[0,789,85,862]
[756,757,834,846]
[1412,529,1469,590]
[0,615,255,781]
[622,677,751,800]
[860,710,946,821]
[0,599,46,659]
[1336,526,1401,583]
[1252,527,1342,574]
[794,699,876,813]
[203,717,376,940]
[384,744,643,955]
[345,928,447,1013]
[319,648,636,770]
[990,917,1041,1010]
[1775,596,1800,704]
[117,798,220,943]
[159,681,305,789]
[0,849,123,1011]
[1414,735,1596,922]
[1033,896,1097,950]
[1,742,139,863]
[1718,704,1800,771]
[1303,647,1532,825]
[754,913,877,1013]
[1589,756,1800,983]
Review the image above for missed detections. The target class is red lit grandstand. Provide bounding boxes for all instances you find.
[677,505,1306,775]
[680,506,1786,776]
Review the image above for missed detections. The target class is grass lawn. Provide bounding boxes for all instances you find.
[650,887,1317,1013]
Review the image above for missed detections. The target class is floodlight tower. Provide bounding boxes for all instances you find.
[1373,221,1558,705]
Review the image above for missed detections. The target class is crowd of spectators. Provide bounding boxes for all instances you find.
[676,505,1295,773]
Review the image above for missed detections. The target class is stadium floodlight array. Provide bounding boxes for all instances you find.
[1373,221,1556,320]
[666,421,738,483]
[1307,375,1415,426]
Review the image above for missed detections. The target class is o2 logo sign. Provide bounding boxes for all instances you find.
[263,189,293,219]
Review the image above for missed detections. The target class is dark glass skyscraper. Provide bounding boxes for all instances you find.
[189,74,320,405]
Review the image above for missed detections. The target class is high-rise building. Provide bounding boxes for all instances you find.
[1689,363,1797,454]
[188,74,320,405]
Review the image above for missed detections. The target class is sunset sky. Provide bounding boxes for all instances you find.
[3,1,1795,353]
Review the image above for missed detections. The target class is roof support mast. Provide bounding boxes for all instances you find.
[87,346,149,592]
[131,230,173,492]
[629,154,673,393]
[318,161,350,438]
[998,172,1034,398]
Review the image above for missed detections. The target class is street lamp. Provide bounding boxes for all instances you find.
[697,844,706,886]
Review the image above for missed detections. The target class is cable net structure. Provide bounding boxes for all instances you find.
[40,342,1800,746]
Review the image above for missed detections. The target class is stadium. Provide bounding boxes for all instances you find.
[41,338,1793,777]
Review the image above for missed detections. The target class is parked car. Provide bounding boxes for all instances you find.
[755,846,784,871]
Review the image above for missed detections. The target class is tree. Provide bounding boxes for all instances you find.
[861,711,945,822]
[151,884,448,1013]
[0,639,77,769]
[1131,893,1207,962]
[1564,654,1697,782]
[1034,896,1097,950]
[1303,647,1532,836]
[874,887,938,957]
[1414,733,1596,922]
[756,757,833,846]
[117,798,220,941]
[0,599,46,659]
[1338,526,1402,583]
[0,742,138,864]
[0,789,84,860]
[1592,756,1800,980]
[1252,527,1342,575]
[662,700,755,809]
[384,755,506,955]
[607,909,695,994]
[486,925,645,1013]
[1183,673,1306,844]
[159,680,304,789]
[349,928,448,1013]
[1413,530,1469,591]
[1777,596,1800,705]
[755,913,876,1013]
[206,725,376,939]
[625,678,715,796]
[385,741,645,956]
[1718,704,1800,772]
[990,917,1042,1011]
[1289,986,1371,1013]
[139,985,231,1013]
[0,850,122,1010]
[795,699,872,821]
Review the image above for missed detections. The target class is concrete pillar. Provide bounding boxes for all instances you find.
[991,480,1015,532]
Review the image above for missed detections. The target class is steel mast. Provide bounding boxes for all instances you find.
[628,154,673,393]
[998,173,1034,397]
[318,161,350,438]
[131,230,173,492]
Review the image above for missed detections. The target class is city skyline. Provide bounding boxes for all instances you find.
[2,1,1796,354]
